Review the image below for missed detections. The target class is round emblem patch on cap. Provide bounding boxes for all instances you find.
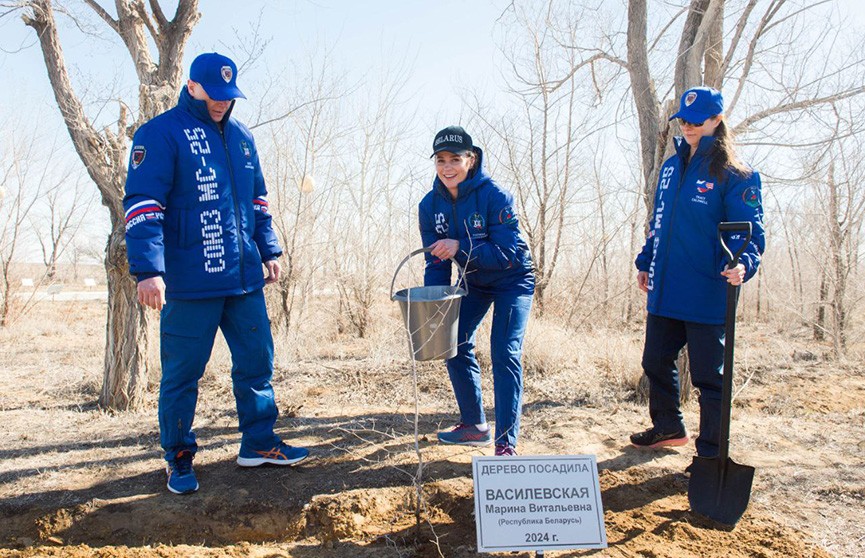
[685,91,698,106]
[221,66,232,83]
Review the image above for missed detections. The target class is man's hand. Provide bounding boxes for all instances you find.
[637,271,649,293]
[429,239,459,260]
[721,263,746,286]
[264,258,281,285]
[138,276,166,310]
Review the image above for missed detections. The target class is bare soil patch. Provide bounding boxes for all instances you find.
[0,300,861,557]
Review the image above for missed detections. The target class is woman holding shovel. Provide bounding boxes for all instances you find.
[632,86,765,461]
[418,126,535,457]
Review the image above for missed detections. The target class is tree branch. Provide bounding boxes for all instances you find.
[148,0,167,29]
[81,0,118,33]
[727,0,786,115]
[719,0,758,84]
[133,0,159,42]
[22,0,112,190]
[732,86,865,135]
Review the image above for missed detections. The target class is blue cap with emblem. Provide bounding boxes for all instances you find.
[190,52,246,101]
[669,86,723,123]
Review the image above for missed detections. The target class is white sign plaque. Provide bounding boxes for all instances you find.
[472,455,607,553]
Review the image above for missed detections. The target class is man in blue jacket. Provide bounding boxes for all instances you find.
[124,52,308,495]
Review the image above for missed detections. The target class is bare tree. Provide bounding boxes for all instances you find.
[33,173,96,279]
[0,129,79,325]
[0,133,44,326]
[810,119,865,357]
[258,51,348,333]
[471,2,624,314]
[329,63,414,338]
[11,0,200,409]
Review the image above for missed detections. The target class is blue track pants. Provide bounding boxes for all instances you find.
[446,289,533,448]
[158,289,280,462]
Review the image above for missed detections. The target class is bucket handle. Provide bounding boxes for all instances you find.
[390,247,468,300]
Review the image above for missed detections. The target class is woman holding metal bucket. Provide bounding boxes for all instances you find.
[418,126,535,457]
[632,87,765,462]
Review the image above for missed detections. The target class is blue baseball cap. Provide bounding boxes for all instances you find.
[669,86,723,123]
[189,52,246,101]
[431,125,473,157]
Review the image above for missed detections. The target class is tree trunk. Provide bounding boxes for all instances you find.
[635,349,691,405]
[23,0,199,410]
[101,227,150,408]
[534,280,547,316]
[815,269,827,341]
[703,0,725,89]
[627,0,660,200]
[827,160,847,356]
[674,0,713,95]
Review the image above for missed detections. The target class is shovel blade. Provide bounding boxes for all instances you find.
[688,455,755,526]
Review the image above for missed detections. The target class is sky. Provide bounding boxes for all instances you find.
[2,0,864,150]
[0,1,510,129]
[3,0,864,129]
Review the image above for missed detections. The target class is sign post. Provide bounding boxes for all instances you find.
[472,455,607,553]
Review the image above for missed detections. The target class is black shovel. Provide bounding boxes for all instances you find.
[687,221,755,526]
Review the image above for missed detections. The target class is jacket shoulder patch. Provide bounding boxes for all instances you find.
[131,146,146,169]
[742,185,760,207]
[499,206,518,225]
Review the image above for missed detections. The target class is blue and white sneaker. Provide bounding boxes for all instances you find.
[166,449,199,495]
[437,423,493,446]
[237,441,309,467]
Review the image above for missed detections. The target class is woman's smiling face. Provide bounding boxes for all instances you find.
[435,151,472,192]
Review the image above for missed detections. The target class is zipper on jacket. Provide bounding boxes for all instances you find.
[655,157,689,310]
[450,199,459,241]
[220,127,247,294]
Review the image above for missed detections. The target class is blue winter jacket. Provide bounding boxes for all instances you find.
[419,148,535,295]
[123,88,281,300]
[635,135,765,324]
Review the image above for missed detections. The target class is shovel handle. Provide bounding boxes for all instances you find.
[389,247,468,300]
[717,221,752,268]
[716,221,752,465]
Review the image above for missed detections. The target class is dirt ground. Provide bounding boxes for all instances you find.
[0,300,862,557]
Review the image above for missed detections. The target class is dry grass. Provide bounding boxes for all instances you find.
[1,291,864,557]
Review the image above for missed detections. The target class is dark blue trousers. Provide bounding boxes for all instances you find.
[446,289,533,448]
[642,313,725,457]
[159,289,281,462]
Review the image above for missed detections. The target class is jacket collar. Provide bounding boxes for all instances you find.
[675,134,717,160]
[177,87,236,128]
[433,146,489,200]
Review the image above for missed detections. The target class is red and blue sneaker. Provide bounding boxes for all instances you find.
[437,423,493,447]
[237,441,309,467]
[495,444,517,456]
[166,449,199,495]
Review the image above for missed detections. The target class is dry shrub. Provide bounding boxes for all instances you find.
[522,317,644,406]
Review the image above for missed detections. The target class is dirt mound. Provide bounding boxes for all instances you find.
[0,467,832,557]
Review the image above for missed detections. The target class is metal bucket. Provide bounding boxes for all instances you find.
[390,248,468,361]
